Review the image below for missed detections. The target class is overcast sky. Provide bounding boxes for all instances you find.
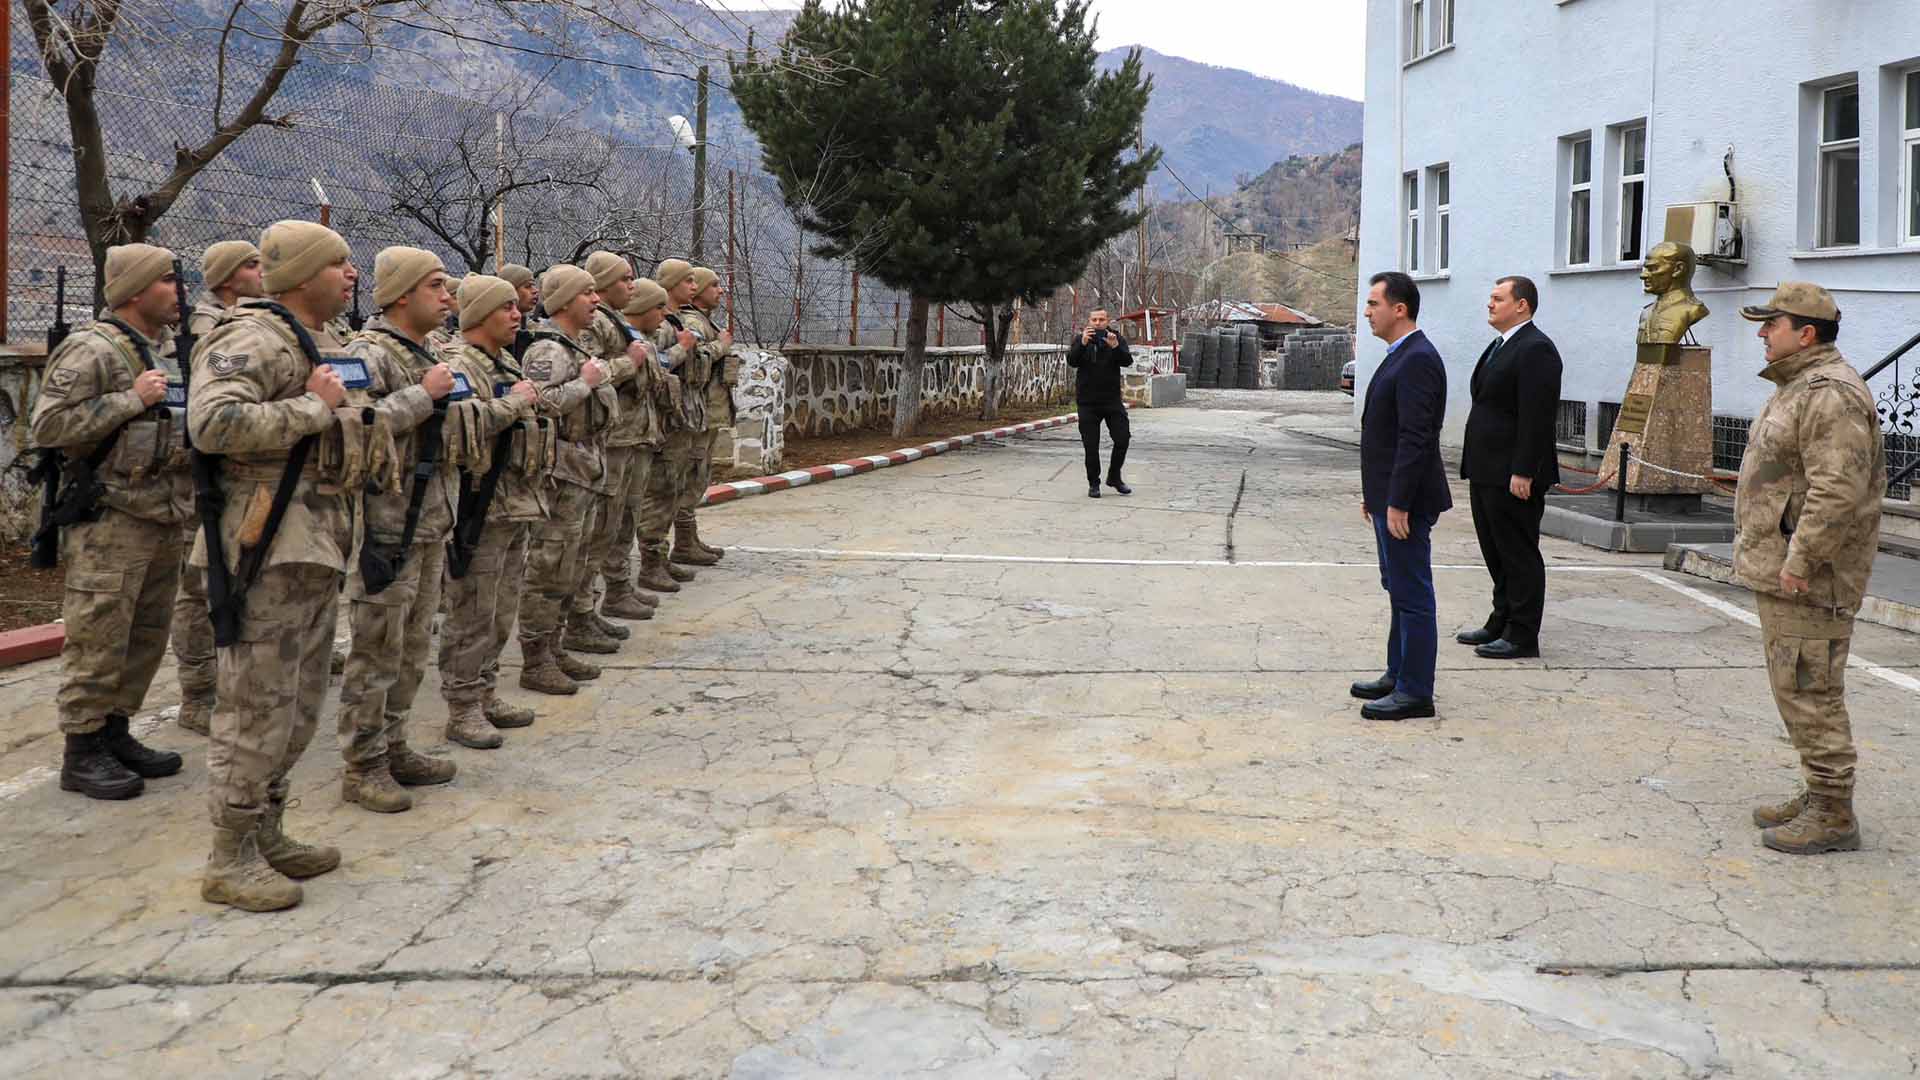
[716,0,1368,100]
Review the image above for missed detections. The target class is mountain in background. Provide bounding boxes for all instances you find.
[1100,46,1363,203]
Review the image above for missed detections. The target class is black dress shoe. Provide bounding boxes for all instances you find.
[1349,674,1397,701]
[1474,638,1540,660]
[1088,485,1101,498]
[1360,693,1436,722]
[1107,479,1132,495]
[1455,626,1502,646]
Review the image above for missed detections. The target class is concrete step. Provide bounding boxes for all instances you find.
[1664,542,1920,634]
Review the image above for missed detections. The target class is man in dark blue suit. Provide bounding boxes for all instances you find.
[1353,271,1452,721]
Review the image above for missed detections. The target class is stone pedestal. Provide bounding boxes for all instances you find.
[1600,344,1713,496]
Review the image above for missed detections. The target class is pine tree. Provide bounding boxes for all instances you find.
[733,0,1158,434]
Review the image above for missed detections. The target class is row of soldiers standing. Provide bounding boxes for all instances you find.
[28,221,740,912]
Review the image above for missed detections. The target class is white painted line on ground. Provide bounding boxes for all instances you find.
[734,545,1625,572]
[1633,570,1920,695]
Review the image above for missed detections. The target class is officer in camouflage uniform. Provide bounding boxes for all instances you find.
[636,258,705,594]
[333,247,470,812]
[574,252,668,640]
[1735,283,1886,855]
[517,265,622,694]
[673,266,734,569]
[172,239,264,736]
[499,263,540,361]
[621,278,693,605]
[30,244,190,800]
[187,220,363,911]
[438,276,542,737]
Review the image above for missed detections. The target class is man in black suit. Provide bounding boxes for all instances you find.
[1457,276,1563,660]
[1067,309,1133,498]
[1353,272,1452,721]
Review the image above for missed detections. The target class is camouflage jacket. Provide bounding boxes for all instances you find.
[1733,343,1886,614]
[29,316,192,526]
[651,317,706,433]
[343,320,457,544]
[188,297,230,340]
[587,305,669,450]
[524,327,623,494]
[678,305,737,429]
[444,342,548,523]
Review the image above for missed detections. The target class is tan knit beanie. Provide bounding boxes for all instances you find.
[622,278,669,316]
[541,264,595,313]
[373,246,446,308]
[655,258,693,293]
[103,243,175,308]
[260,221,349,293]
[199,240,259,291]
[584,251,631,291]
[498,263,535,289]
[458,275,517,331]
[690,267,720,293]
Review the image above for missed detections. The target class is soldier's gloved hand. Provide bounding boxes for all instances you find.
[133,368,170,407]
[676,329,697,354]
[582,359,607,388]
[308,364,347,408]
[423,363,455,400]
[509,380,536,404]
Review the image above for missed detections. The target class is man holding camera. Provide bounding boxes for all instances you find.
[1066,309,1132,499]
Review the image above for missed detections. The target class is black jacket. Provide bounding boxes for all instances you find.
[1361,330,1453,520]
[1460,322,1564,488]
[1066,330,1132,405]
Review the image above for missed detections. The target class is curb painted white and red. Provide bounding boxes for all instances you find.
[700,411,1087,507]
[1,408,1101,668]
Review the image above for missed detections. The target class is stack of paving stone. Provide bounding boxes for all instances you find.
[1212,326,1238,389]
[1180,329,1207,388]
[1277,326,1355,390]
[1235,324,1263,389]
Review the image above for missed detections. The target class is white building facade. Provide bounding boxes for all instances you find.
[1357,0,1920,484]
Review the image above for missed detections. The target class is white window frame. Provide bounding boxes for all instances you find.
[1440,0,1455,47]
[1566,137,1593,267]
[1817,82,1861,249]
[1434,165,1451,272]
[1903,68,1920,245]
[1404,172,1421,272]
[1408,0,1427,60]
[1616,124,1648,262]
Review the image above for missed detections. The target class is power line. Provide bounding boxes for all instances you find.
[1155,154,1358,287]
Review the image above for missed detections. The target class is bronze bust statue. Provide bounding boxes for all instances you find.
[1636,241,1710,347]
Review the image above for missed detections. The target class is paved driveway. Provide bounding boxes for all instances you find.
[3,391,1917,1077]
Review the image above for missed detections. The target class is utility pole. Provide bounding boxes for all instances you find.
[691,66,710,263]
[493,111,507,272]
[1136,130,1148,318]
[726,169,737,326]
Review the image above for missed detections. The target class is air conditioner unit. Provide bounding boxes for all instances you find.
[1664,201,1741,259]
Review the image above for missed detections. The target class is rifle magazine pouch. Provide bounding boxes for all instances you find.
[465,404,494,476]
[108,418,163,484]
[366,409,402,494]
[322,407,368,492]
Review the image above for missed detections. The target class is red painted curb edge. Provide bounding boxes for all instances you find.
[700,407,1112,507]
[0,624,64,668]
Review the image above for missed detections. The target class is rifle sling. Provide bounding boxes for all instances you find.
[224,302,327,611]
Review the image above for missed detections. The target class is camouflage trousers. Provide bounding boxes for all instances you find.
[519,481,594,646]
[171,522,216,703]
[55,508,182,734]
[679,428,725,513]
[572,444,638,617]
[1757,593,1858,798]
[439,518,530,706]
[598,446,656,594]
[640,430,699,550]
[338,540,446,767]
[208,562,339,816]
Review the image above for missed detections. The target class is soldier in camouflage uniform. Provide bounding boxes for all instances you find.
[333,248,469,812]
[620,278,692,605]
[573,252,668,640]
[1734,283,1886,856]
[438,276,542,736]
[187,220,363,911]
[636,259,705,594]
[517,265,622,694]
[172,240,264,737]
[673,266,734,569]
[29,244,191,800]
[499,263,540,362]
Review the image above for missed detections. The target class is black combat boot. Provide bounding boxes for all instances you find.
[60,730,145,800]
[100,714,183,779]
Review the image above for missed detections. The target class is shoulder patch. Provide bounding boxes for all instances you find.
[207,351,249,377]
[41,366,79,398]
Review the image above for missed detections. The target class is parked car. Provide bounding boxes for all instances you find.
[1339,360,1355,396]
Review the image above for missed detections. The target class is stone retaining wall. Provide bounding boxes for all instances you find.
[778,344,1071,439]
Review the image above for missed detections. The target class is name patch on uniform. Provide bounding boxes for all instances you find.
[326,356,373,389]
[164,382,187,408]
[448,372,474,400]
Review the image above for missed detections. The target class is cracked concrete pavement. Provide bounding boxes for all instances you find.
[2,389,1918,1078]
